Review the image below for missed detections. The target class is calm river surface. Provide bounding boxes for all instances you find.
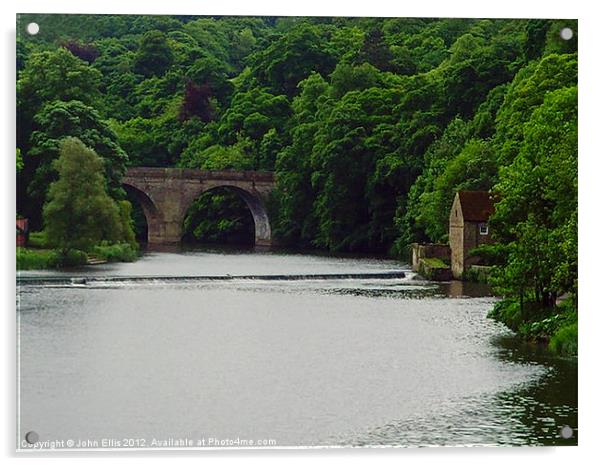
[17,248,577,449]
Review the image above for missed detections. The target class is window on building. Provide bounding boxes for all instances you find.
[479,223,489,235]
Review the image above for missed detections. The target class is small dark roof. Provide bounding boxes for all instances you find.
[457,191,495,222]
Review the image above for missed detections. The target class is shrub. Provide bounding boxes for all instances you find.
[549,323,578,356]
[27,231,50,248]
[489,295,577,355]
[488,298,523,330]
[16,248,55,270]
[93,242,139,262]
[463,265,492,283]
[519,313,566,338]
[468,243,508,266]
[48,249,88,268]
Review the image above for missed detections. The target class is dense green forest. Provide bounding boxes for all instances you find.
[16,15,577,352]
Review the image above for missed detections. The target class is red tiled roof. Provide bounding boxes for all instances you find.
[458,191,495,222]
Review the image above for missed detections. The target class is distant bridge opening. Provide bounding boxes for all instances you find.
[181,187,255,246]
[122,167,275,247]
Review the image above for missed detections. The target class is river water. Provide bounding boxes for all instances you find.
[17,248,577,449]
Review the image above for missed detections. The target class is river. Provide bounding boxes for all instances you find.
[16,247,577,449]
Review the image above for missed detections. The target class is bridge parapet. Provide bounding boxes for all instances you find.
[124,167,275,183]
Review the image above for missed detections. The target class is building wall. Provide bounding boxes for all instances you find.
[463,222,478,270]
[462,222,494,271]
[411,243,450,272]
[449,195,464,279]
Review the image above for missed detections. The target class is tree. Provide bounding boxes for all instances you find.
[23,100,129,228]
[524,19,551,61]
[178,137,255,171]
[182,189,254,245]
[186,55,234,107]
[217,87,291,161]
[179,81,214,122]
[60,39,100,63]
[493,53,577,165]
[310,86,402,252]
[17,48,102,111]
[250,22,337,96]
[13,15,579,265]
[415,139,497,243]
[43,137,134,252]
[396,117,471,249]
[231,28,257,69]
[329,62,385,99]
[133,30,174,77]
[273,72,330,246]
[182,18,230,64]
[356,28,395,72]
[490,86,577,306]
[17,48,103,155]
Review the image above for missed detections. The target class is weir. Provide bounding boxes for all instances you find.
[16,271,406,286]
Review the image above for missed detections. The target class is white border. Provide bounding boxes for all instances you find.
[3,1,600,464]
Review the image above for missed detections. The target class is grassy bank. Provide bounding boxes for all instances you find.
[17,231,139,270]
[17,248,58,270]
[17,248,88,270]
[488,296,577,356]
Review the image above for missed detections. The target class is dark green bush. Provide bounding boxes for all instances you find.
[27,231,50,248]
[468,243,508,266]
[549,323,578,356]
[93,242,138,262]
[488,298,523,330]
[463,266,492,283]
[16,248,55,270]
[48,249,88,268]
[490,295,577,355]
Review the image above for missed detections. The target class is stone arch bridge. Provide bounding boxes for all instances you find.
[122,167,275,246]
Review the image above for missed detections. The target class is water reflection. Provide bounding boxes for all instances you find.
[440,280,493,298]
[346,339,577,446]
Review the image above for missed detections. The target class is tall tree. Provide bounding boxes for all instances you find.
[43,137,134,252]
[133,30,174,77]
[357,27,395,72]
[17,48,103,152]
[251,22,337,96]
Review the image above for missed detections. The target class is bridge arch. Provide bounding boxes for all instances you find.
[182,184,272,247]
[122,183,161,244]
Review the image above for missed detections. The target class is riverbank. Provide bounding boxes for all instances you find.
[488,296,577,356]
[17,232,139,270]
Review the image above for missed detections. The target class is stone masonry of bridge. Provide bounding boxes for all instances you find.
[122,167,275,246]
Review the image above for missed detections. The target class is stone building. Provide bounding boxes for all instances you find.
[449,191,495,279]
